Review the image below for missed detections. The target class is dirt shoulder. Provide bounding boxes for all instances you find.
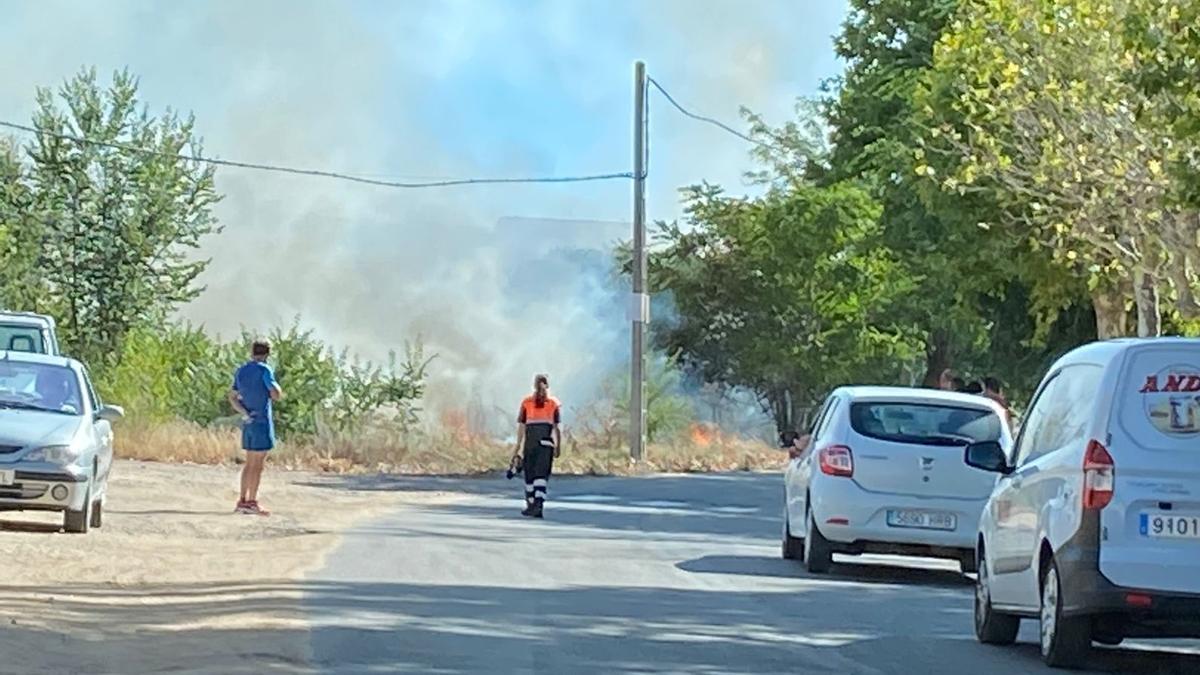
[0,460,451,675]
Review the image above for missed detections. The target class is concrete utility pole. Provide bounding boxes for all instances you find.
[630,60,648,461]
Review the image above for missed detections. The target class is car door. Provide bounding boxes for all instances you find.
[998,365,1102,608]
[82,368,114,489]
[787,395,838,530]
[989,372,1060,604]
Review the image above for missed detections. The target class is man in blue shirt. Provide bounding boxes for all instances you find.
[228,340,283,515]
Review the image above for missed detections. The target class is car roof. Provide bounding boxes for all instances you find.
[0,311,55,326]
[1053,337,1200,370]
[832,385,1005,412]
[0,350,80,370]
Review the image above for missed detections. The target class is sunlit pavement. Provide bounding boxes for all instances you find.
[306,473,1200,674]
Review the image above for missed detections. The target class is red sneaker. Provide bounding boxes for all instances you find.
[245,501,271,517]
[234,500,253,514]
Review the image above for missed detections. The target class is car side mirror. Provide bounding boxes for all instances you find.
[964,440,1010,474]
[96,404,125,423]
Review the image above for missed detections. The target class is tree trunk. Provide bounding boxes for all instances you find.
[1091,284,1128,339]
[921,329,953,388]
[1171,255,1200,319]
[1135,268,1161,337]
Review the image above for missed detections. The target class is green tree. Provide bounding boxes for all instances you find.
[919,0,1199,338]
[1125,1,1200,208]
[605,355,695,443]
[648,180,922,432]
[1124,1,1200,319]
[97,323,238,425]
[96,319,432,439]
[325,343,432,433]
[823,0,1010,386]
[24,67,220,365]
[0,137,45,310]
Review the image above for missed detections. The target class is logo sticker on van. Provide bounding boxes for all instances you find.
[1140,366,1200,436]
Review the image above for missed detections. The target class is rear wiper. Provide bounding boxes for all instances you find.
[924,435,976,446]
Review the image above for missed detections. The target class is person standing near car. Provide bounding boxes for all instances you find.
[228,340,283,516]
[982,375,1013,428]
[512,374,561,518]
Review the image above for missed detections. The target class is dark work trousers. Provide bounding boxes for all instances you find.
[523,445,555,505]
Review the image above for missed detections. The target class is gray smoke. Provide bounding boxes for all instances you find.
[0,0,845,430]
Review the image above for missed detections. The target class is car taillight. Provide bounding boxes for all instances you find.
[819,445,854,478]
[1083,439,1114,510]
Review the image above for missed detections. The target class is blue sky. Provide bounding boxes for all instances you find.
[0,0,850,416]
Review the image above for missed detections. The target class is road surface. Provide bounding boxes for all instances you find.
[307,473,1200,674]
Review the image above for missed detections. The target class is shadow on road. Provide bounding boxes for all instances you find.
[308,580,1200,675]
[0,578,1194,674]
[676,554,973,588]
[338,472,785,544]
[300,471,783,506]
[0,580,311,674]
[0,517,60,533]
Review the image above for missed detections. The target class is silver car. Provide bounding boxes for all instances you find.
[0,351,122,533]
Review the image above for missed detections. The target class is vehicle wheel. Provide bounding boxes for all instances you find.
[64,483,91,534]
[782,511,804,560]
[90,498,103,529]
[804,508,833,574]
[959,551,979,575]
[975,552,1019,645]
[1040,558,1092,669]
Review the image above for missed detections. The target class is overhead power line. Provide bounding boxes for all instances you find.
[0,119,636,189]
[646,76,768,150]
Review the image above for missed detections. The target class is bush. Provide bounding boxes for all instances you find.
[95,319,430,440]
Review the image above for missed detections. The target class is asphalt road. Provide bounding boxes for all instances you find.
[306,473,1200,674]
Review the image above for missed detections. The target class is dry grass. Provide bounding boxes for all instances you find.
[116,420,785,475]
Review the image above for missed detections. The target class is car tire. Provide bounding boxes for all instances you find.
[1040,557,1091,669]
[959,551,979,575]
[975,552,1019,645]
[804,508,833,574]
[90,498,103,529]
[64,483,91,534]
[782,511,804,560]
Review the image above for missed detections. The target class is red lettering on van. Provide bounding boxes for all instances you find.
[1140,376,1159,393]
[1185,375,1200,392]
[1165,375,1187,392]
[1161,372,1190,389]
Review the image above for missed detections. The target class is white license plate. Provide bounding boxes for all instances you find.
[887,509,956,531]
[1140,513,1200,539]
[0,469,13,486]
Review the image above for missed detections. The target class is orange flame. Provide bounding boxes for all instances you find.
[440,408,472,445]
[690,422,716,447]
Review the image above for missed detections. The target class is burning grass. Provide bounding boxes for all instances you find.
[115,420,784,476]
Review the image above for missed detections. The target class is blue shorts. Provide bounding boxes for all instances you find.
[242,421,275,451]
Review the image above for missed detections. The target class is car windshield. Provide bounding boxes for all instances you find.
[0,361,82,416]
[850,401,1001,446]
[0,324,44,353]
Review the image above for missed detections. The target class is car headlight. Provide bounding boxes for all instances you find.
[25,445,80,464]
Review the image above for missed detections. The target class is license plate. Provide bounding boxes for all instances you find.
[0,469,13,486]
[887,509,956,531]
[1140,513,1200,539]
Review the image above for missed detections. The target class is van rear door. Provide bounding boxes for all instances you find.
[1103,342,1200,594]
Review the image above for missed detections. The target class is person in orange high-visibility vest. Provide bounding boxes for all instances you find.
[512,374,562,518]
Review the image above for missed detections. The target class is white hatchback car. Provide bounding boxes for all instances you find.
[967,338,1200,669]
[783,386,1011,574]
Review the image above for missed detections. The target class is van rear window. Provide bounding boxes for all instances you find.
[850,402,1002,446]
[0,325,43,353]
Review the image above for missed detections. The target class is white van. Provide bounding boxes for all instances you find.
[966,338,1200,668]
[0,311,60,355]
